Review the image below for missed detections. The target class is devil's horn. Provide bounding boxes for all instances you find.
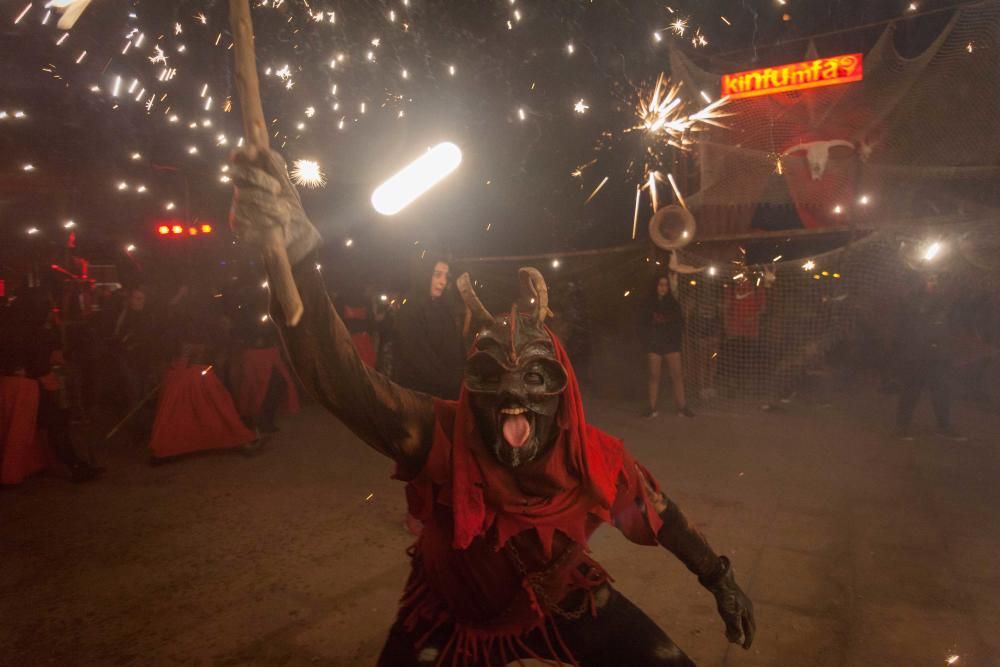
[518,267,553,323]
[457,273,495,324]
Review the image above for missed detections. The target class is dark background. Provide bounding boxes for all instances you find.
[0,0,963,287]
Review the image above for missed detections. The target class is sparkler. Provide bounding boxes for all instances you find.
[290,159,326,188]
[635,73,731,150]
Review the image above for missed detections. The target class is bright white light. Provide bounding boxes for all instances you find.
[923,241,942,261]
[117,181,128,190]
[291,159,325,188]
[833,204,843,215]
[27,227,39,235]
[551,259,561,268]
[126,244,136,253]
[344,238,354,247]
[136,185,147,193]
[165,201,176,211]
[708,266,717,276]
[22,163,35,172]
[131,152,142,160]
[371,142,463,216]
[63,220,76,229]
[380,294,388,302]
[858,194,870,205]
[802,260,816,271]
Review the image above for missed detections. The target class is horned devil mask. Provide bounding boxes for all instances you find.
[459,268,568,468]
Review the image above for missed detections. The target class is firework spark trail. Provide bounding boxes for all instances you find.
[634,73,731,149]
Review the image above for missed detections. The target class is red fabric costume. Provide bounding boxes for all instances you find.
[149,363,256,459]
[395,335,666,665]
[233,347,300,420]
[0,376,46,485]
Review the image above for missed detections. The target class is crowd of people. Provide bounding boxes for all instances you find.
[2,249,995,485]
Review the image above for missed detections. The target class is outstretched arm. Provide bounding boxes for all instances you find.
[230,147,434,472]
[274,260,435,471]
[612,458,755,649]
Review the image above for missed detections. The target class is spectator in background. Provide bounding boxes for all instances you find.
[339,286,377,368]
[894,273,967,441]
[638,275,694,418]
[393,258,465,400]
[0,291,102,482]
[110,285,156,440]
[721,277,768,396]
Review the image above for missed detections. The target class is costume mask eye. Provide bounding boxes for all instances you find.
[465,352,504,393]
[521,358,568,395]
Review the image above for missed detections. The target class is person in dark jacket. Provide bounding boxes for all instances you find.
[894,273,966,441]
[392,259,465,400]
[0,291,102,482]
[639,275,693,418]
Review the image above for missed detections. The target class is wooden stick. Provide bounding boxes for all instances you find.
[229,0,304,327]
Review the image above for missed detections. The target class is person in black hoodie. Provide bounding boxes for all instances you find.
[894,273,966,441]
[638,275,693,418]
[392,258,466,400]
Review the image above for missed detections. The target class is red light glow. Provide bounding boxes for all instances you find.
[158,225,170,235]
[171,225,183,234]
[188,227,199,235]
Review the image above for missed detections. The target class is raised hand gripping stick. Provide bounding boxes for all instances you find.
[228,0,304,327]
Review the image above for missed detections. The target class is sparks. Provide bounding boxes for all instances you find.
[14,3,32,25]
[290,159,326,188]
[669,18,688,36]
[635,73,731,150]
[573,99,589,114]
[584,176,609,204]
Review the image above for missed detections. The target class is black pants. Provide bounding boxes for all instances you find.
[376,585,695,666]
[37,388,86,470]
[896,359,952,431]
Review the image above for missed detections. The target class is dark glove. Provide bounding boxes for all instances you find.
[229,148,322,265]
[699,556,755,649]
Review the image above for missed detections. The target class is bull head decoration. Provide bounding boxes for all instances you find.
[781,139,854,181]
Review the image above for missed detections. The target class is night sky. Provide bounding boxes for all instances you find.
[0,0,962,277]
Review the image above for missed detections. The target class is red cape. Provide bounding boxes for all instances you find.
[149,363,256,459]
[396,332,665,665]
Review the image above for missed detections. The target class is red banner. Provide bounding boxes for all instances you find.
[722,53,863,100]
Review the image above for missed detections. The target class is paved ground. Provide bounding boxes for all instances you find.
[2,380,999,666]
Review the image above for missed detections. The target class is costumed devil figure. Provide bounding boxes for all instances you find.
[230,148,755,666]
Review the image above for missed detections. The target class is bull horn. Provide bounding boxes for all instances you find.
[518,267,553,323]
[457,273,495,323]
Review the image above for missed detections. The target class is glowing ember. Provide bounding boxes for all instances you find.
[290,159,326,188]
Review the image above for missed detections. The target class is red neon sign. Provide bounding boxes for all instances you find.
[721,53,863,100]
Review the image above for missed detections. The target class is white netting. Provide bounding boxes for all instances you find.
[457,220,1000,413]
